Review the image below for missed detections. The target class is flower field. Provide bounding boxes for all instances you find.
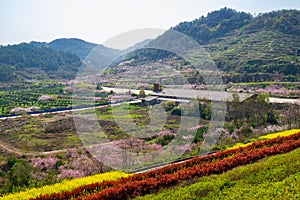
[26,131,300,200]
[227,128,300,150]
[1,171,129,200]
[259,128,300,139]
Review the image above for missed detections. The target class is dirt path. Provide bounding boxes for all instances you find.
[0,140,25,156]
[0,140,73,156]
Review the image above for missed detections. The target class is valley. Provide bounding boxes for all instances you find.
[0,6,299,200]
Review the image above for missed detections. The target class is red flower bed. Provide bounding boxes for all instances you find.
[32,132,300,200]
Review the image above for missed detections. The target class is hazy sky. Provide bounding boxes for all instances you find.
[1,0,299,46]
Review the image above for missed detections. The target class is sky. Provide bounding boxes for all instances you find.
[0,0,299,47]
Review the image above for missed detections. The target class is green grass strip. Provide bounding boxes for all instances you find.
[135,147,300,200]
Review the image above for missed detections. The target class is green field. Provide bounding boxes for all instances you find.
[0,81,107,116]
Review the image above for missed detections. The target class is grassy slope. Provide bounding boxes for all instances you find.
[135,147,300,200]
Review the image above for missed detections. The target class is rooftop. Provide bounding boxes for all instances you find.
[141,96,159,102]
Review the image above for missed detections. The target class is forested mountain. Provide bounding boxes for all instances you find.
[173,8,252,44]
[0,38,125,82]
[245,10,300,35]
[0,43,82,81]
[31,38,121,62]
[122,8,300,82]
[45,38,97,59]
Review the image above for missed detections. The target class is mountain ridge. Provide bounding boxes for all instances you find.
[0,43,82,81]
[118,8,300,83]
[30,38,121,61]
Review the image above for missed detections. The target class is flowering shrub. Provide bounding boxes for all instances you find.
[57,148,102,180]
[148,143,162,151]
[182,84,207,90]
[174,144,192,154]
[262,124,289,133]
[32,157,58,170]
[136,83,151,89]
[38,95,55,101]
[31,148,104,182]
[11,106,40,114]
[156,130,176,137]
[188,125,203,132]
[227,85,300,97]
[57,169,84,180]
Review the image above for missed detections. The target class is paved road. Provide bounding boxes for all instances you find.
[0,101,129,120]
[269,97,300,104]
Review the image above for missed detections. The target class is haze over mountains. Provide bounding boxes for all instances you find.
[0,8,299,83]
[31,38,122,63]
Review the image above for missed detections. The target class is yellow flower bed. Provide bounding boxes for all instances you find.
[259,129,300,139]
[227,142,249,150]
[1,171,129,200]
[227,129,300,150]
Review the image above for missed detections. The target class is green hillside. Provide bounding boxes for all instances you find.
[122,8,300,83]
[47,38,121,68]
[172,8,253,44]
[0,43,81,81]
[206,30,300,82]
[31,38,121,61]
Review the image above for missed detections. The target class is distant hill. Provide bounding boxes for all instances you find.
[120,8,300,83]
[109,39,152,66]
[31,38,122,69]
[0,37,152,82]
[47,38,98,59]
[0,43,82,81]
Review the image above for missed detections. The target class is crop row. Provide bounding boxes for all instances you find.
[32,132,300,200]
